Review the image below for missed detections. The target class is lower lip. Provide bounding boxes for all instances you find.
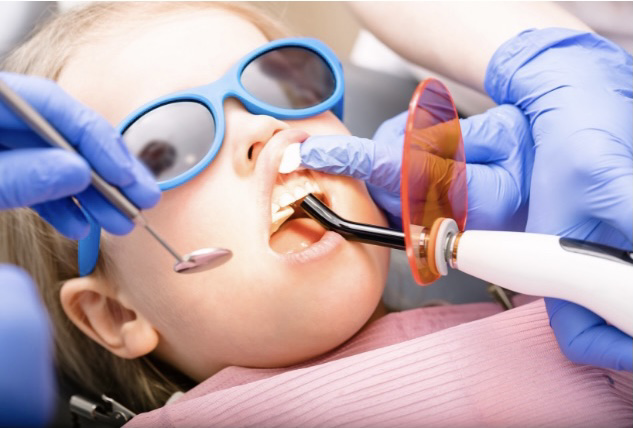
[275,230,345,266]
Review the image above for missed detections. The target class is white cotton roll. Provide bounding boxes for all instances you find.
[279,143,302,174]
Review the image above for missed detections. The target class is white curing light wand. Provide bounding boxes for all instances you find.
[428,218,633,336]
[299,194,633,337]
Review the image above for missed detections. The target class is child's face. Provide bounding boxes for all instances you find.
[58,8,389,381]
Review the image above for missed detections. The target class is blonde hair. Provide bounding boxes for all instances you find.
[0,1,290,413]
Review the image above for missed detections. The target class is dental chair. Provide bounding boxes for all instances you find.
[51,63,496,428]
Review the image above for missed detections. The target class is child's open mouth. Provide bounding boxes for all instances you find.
[269,170,329,254]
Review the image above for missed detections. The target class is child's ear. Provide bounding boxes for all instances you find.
[60,276,158,359]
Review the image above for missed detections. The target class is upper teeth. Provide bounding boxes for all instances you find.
[270,173,322,235]
[274,182,320,211]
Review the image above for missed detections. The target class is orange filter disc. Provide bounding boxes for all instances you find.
[401,78,467,285]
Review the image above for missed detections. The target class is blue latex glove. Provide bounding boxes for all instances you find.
[485,28,632,371]
[301,104,533,231]
[0,265,55,427]
[0,72,160,239]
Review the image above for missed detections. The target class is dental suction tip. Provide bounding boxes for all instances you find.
[173,248,233,274]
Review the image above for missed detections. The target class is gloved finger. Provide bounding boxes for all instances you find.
[0,73,133,186]
[546,297,633,371]
[119,160,162,210]
[0,128,45,149]
[590,173,633,249]
[465,164,522,230]
[371,110,408,145]
[567,129,633,246]
[368,111,407,194]
[366,183,402,228]
[32,198,90,240]
[301,135,402,194]
[462,104,533,231]
[0,73,160,204]
[581,220,632,251]
[0,264,55,426]
[300,135,375,181]
[0,148,91,210]
[71,164,159,236]
[460,104,531,165]
[75,186,134,235]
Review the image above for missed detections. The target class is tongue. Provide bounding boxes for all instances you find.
[269,218,326,253]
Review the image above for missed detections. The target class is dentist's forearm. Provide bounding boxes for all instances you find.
[348,2,591,92]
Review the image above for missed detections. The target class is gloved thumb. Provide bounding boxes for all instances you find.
[300,135,401,193]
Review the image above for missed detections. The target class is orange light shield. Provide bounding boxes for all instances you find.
[401,78,467,285]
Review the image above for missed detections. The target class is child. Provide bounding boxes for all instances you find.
[1,1,389,412]
[1,2,630,426]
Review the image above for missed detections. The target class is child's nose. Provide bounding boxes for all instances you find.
[224,99,288,175]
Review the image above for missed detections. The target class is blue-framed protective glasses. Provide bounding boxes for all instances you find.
[79,37,345,276]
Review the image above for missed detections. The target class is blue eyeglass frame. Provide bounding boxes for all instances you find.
[79,37,345,276]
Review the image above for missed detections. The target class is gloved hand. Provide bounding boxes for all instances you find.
[485,28,633,371]
[301,104,533,231]
[0,72,160,239]
[0,265,55,427]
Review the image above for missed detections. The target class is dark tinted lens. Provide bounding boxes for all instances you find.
[123,101,215,182]
[241,47,335,109]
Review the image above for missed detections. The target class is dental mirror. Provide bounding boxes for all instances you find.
[136,215,232,274]
[172,248,233,274]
